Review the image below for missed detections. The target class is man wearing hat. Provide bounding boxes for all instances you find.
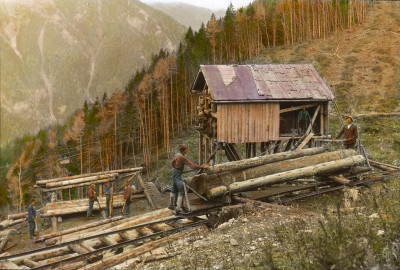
[87,184,96,218]
[297,106,312,134]
[169,144,209,212]
[27,199,37,239]
[123,181,131,216]
[333,116,358,149]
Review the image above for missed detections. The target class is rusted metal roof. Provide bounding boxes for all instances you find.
[192,64,334,101]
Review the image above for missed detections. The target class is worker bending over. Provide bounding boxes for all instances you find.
[169,144,209,213]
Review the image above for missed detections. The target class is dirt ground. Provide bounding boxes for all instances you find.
[139,198,333,270]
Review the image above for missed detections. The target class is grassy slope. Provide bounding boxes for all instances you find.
[253,1,400,165]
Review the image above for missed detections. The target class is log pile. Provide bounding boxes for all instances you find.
[0,218,25,231]
[1,208,178,269]
[190,148,366,198]
[7,212,33,220]
[36,167,143,192]
[40,192,145,217]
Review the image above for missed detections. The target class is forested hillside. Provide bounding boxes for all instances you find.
[0,0,371,210]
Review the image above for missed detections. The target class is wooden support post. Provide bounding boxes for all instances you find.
[211,142,217,165]
[320,104,324,135]
[305,105,321,135]
[284,139,293,152]
[199,134,204,164]
[324,103,329,135]
[51,192,57,232]
[252,143,257,157]
[265,142,271,154]
[205,137,210,163]
[99,184,103,197]
[269,142,276,154]
[245,143,251,159]
[296,133,314,151]
[273,141,281,153]
[260,142,266,155]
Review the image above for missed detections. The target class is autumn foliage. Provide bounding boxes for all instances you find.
[0,0,368,209]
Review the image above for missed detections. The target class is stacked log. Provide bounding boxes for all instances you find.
[43,209,173,246]
[40,193,145,217]
[193,149,360,195]
[207,147,325,174]
[36,167,143,188]
[189,148,366,198]
[0,218,26,230]
[35,216,124,243]
[208,155,366,198]
[1,208,174,269]
[7,212,32,220]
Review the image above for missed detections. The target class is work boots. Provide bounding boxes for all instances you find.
[175,194,190,213]
[168,193,177,210]
[175,194,183,212]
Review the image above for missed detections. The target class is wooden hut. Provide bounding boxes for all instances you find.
[191,64,334,163]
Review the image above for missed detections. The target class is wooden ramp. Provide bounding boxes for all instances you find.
[144,182,169,209]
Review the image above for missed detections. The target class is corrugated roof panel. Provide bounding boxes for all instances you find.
[193,64,334,101]
[217,66,236,86]
[231,65,264,100]
[202,66,231,100]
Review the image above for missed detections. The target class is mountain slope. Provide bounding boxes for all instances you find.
[149,2,225,30]
[0,0,186,145]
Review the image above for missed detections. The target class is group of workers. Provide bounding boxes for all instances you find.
[87,180,132,218]
[27,109,357,238]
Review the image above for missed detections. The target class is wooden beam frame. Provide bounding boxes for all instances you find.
[279,104,317,114]
[305,105,321,135]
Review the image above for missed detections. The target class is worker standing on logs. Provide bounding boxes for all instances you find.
[123,181,131,216]
[333,116,358,149]
[104,184,111,218]
[169,144,209,213]
[87,184,96,218]
[297,106,311,134]
[27,199,37,239]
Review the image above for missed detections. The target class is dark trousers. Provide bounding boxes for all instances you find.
[28,221,35,237]
[299,121,310,134]
[105,196,111,217]
[171,168,185,195]
[343,143,355,149]
[87,201,94,217]
[123,199,130,215]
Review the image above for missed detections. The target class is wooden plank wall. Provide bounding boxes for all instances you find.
[217,103,279,143]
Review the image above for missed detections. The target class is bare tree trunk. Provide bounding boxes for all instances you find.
[18,160,22,213]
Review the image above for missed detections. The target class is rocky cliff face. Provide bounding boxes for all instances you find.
[0,0,186,145]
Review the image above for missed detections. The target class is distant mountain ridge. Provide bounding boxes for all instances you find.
[149,2,225,30]
[0,0,186,145]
